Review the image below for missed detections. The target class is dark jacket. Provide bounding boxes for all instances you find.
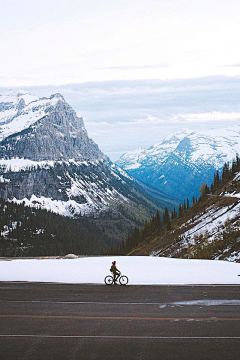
[110,264,118,273]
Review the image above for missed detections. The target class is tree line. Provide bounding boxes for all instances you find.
[0,199,114,257]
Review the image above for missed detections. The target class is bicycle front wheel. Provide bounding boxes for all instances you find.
[104,275,114,285]
[119,275,128,285]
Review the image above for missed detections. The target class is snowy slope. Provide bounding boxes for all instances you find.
[0,256,239,285]
[153,199,240,262]
[126,159,240,262]
[0,158,139,217]
[0,90,63,141]
[179,127,240,169]
[0,89,39,125]
[149,166,240,262]
[6,160,132,217]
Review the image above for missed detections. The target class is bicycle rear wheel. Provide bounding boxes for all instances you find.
[119,275,128,285]
[104,275,114,285]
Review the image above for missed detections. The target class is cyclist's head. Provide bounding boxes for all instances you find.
[112,261,116,264]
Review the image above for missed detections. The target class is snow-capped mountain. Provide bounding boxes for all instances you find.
[0,89,104,161]
[0,89,39,127]
[0,89,159,223]
[118,129,192,171]
[116,127,240,201]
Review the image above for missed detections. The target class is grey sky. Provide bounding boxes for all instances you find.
[1,1,240,160]
[1,0,240,86]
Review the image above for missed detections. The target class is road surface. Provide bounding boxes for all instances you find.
[0,282,240,359]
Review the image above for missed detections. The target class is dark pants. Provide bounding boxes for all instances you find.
[113,271,120,282]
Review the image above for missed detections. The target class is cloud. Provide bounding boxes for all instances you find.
[219,63,240,68]
[89,112,240,127]
[98,64,170,70]
[173,112,240,123]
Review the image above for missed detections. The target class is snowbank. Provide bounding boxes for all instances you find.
[0,256,240,285]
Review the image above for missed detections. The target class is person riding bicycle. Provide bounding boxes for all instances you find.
[110,261,121,284]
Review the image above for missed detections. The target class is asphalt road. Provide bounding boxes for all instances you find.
[0,282,240,360]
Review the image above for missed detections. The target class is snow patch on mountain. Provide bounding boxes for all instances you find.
[187,127,240,167]
[10,180,129,218]
[110,163,133,181]
[10,195,101,217]
[152,193,240,262]
[118,126,240,172]
[0,91,64,141]
[0,89,39,127]
[0,175,10,183]
[118,130,193,170]
[116,125,240,201]
[181,203,240,244]
[0,158,99,172]
[120,147,147,170]
[0,157,131,217]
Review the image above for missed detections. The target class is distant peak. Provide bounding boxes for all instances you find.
[50,93,65,101]
[120,147,146,157]
[0,89,39,106]
[136,146,145,152]
[4,89,29,97]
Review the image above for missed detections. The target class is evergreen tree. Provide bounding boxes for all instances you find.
[171,207,177,220]
[151,210,162,232]
[178,204,183,217]
[183,200,186,211]
[222,162,230,183]
[199,183,210,197]
[212,170,220,193]
[163,207,171,230]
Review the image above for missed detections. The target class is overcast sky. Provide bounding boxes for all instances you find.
[1,0,240,160]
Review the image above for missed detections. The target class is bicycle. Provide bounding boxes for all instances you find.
[104,272,129,285]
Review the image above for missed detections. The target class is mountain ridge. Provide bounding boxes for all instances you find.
[0,89,179,254]
[0,90,106,162]
[116,126,240,201]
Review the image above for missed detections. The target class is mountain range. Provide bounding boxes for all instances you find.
[1,89,240,258]
[0,89,178,254]
[116,127,240,202]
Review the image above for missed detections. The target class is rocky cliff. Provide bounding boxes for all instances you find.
[0,90,105,162]
[0,89,165,221]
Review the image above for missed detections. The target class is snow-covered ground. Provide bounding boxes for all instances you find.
[0,256,239,285]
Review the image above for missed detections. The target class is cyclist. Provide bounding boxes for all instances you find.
[110,260,121,284]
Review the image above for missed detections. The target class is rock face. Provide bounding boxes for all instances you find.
[116,127,240,202]
[0,90,105,162]
[0,89,161,220]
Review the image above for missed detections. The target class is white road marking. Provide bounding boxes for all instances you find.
[1,315,240,321]
[0,335,240,339]
[1,300,163,305]
[162,300,240,307]
[1,300,240,306]
[1,300,157,304]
